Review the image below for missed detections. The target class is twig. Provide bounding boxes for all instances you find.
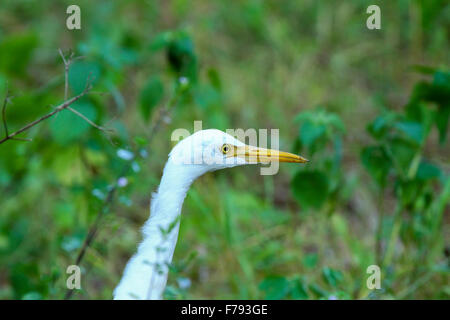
[58,49,110,135]
[2,86,9,138]
[1,85,32,143]
[0,49,101,146]
[0,85,91,145]
[67,106,113,133]
[64,180,119,300]
[58,48,71,101]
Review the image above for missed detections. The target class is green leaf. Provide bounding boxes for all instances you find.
[134,136,148,146]
[10,262,38,298]
[166,33,198,82]
[394,121,424,144]
[149,31,174,51]
[411,65,436,75]
[49,101,97,144]
[0,73,7,103]
[290,277,309,299]
[361,146,392,187]
[367,113,396,140]
[395,179,423,208]
[299,121,326,147]
[331,214,349,236]
[207,68,222,90]
[291,170,329,209]
[411,75,450,106]
[259,276,290,300]
[21,292,43,300]
[322,267,343,287]
[433,71,450,90]
[0,33,38,77]
[308,283,328,298]
[303,253,318,269]
[416,161,441,181]
[140,76,164,121]
[68,60,101,95]
[54,202,76,229]
[389,137,417,175]
[435,106,449,143]
[295,109,344,154]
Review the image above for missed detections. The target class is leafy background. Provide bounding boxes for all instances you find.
[0,0,449,299]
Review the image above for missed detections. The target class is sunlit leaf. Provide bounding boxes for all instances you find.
[49,101,97,144]
[69,61,101,95]
[299,121,326,147]
[394,121,424,144]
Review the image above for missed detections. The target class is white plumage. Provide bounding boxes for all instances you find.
[114,129,307,299]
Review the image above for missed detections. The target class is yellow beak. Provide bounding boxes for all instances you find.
[230,145,309,163]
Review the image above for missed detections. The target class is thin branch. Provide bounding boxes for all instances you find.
[67,106,113,133]
[0,49,101,146]
[0,85,91,145]
[1,85,28,143]
[1,85,10,139]
[75,186,116,267]
[64,170,120,300]
[58,48,70,101]
[58,48,109,134]
[11,137,32,141]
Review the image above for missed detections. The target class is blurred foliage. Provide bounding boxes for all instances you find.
[0,0,449,300]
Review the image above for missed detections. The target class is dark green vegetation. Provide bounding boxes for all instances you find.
[0,1,448,299]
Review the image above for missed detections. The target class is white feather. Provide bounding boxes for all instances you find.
[114,130,245,299]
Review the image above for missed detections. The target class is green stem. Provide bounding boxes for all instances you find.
[382,203,403,267]
[407,152,421,180]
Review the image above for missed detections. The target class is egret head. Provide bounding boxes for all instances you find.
[168,129,308,176]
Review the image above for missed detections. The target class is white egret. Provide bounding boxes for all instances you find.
[114,129,308,299]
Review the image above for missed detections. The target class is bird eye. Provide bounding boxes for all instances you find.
[221,144,231,154]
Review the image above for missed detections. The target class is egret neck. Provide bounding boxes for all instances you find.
[114,159,199,300]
